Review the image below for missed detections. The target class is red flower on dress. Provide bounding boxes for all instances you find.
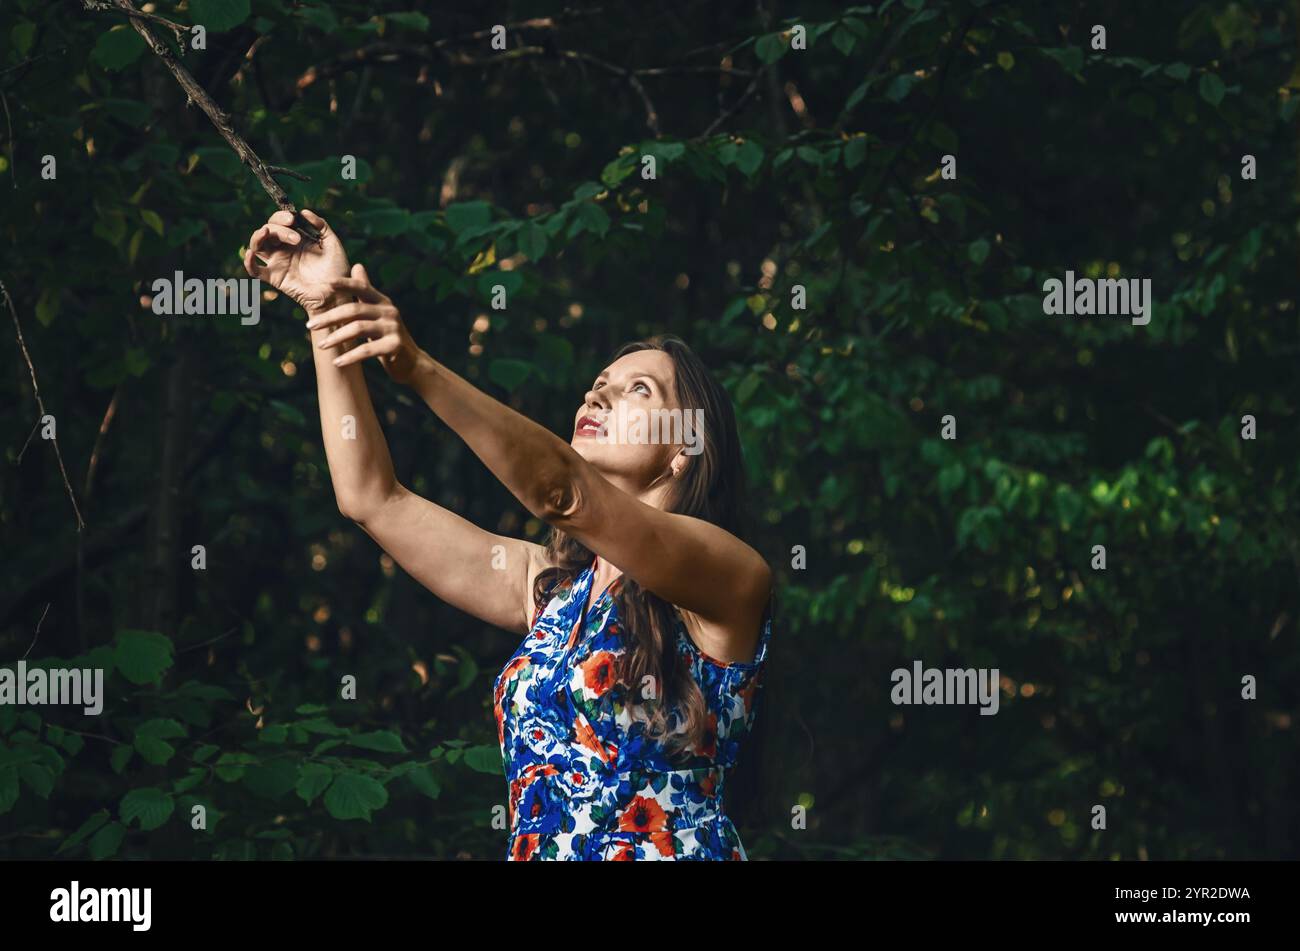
[618,795,669,834]
[698,770,718,798]
[573,713,612,764]
[695,712,718,759]
[580,651,618,698]
[512,834,538,861]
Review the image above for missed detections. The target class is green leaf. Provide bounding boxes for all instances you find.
[445,201,493,234]
[385,12,430,32]
[58,810,110,854]
[295,762,334,804]
[885,74,920,102]
[110,744,133,774]
[88,822,126,860]
[576,201,610,238]
[192,147,243,181]
[35,288,59,327]
[844,136,868,170]
[1042,47,1083,75]
[735,372,762,405]
[1198,72,1225,106]
[133,718,186,765]
[844,80,871,112]
[1163,62,1191,81]
[755,32,789,63]
[19,764,55,798]
[173,768,206,794]
[11,22,36,57]
[298,5,338,32]
[348,730,408,753]
[735,140,764,177]
[832,26,856,56]
[323,771,388,821]
[477,270,523,302]
[214,751,255,781]
[353,208,411,236]
[518,221,548,260]
[600,156,637,188]
[968,239,990,265]
[113,630,173,685]
[140,209,164,236]
[92,27,146,72]
[121,787,175,831]
[462,745,503,775]
[190,0,250,32]
[297,717,348,736]
[488,358,533,391]
[408,764,442,799]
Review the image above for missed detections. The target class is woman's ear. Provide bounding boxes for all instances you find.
[670,449,691,479]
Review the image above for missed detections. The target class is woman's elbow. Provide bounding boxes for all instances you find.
[533,468,585,524]
[336,484,398,524]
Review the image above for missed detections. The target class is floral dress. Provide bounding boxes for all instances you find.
[493,557,772,860]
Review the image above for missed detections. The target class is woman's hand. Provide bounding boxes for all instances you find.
[307,264,427,385]
[243,208,349,313]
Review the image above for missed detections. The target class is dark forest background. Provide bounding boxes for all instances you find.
[2,0,1298,859]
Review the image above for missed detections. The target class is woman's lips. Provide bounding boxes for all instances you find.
[575,415,605,438]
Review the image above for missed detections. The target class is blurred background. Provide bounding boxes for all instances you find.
[1,0,1298,859]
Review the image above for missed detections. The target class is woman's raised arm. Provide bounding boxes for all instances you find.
[314,269,772,662]
[244,209,547,635]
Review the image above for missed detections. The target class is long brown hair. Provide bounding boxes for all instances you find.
[531,334,751,758]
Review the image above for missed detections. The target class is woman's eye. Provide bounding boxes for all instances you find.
[632,382,650,395]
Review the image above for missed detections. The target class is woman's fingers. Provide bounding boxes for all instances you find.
[266,223,301,246]
[242,246,265,279]
[317,319,383,350]
[299,208,329,233]
[323,275,389,304]
[249,223,299,255]
[332,336,397,368]
[305,300,387,331]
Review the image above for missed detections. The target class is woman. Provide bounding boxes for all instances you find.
[243,208,774,860]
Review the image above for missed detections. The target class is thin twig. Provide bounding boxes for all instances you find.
[81,0,318,241]
[1,91,14,189]
[16,418,39,463]
[177,625,240,653]
[83,387,121,498]
[0,49,68,81]
[2,278,85,531]
[82,0,187,43]
[19,603,50,660]
[265,164,312,182]
[697,67,766,139]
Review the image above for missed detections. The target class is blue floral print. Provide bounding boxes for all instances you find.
[493,558,772,860]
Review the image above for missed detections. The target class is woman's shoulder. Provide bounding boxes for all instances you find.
[673,593,773,676]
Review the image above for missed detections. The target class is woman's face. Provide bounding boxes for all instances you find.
[571,350,690,492]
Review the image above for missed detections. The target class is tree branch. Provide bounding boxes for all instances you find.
[82,0,187,43]
[2,278,84,532]
[81,0,319,242]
